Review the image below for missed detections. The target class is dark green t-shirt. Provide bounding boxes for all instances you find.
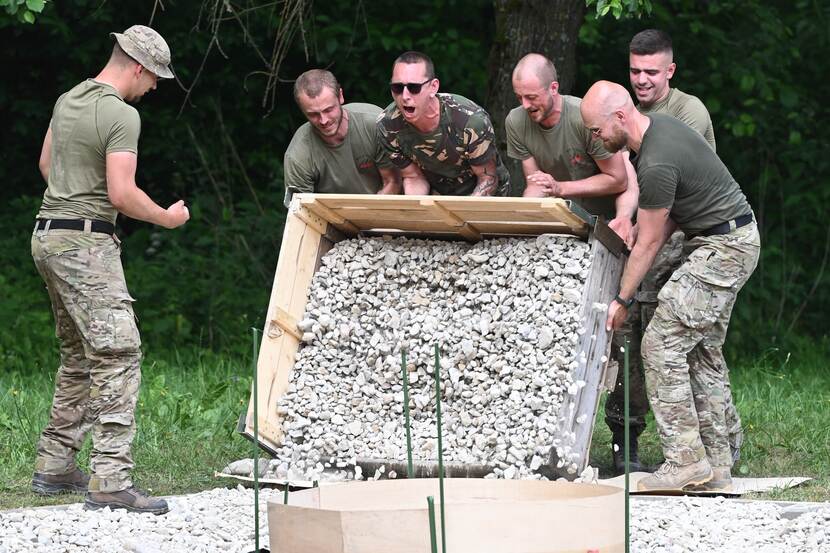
[38,79,140,224]
[376,93,510,196]
[505,94,615,217]
[635,114,751,234]
[283,103,383,207]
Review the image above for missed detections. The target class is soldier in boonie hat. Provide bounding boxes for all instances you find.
[110,25,174,79]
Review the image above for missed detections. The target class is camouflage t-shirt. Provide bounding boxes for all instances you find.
[506,94,616,217]
[638,88,716,151]
[283,103,384,207]
[38,79,140,225]
[376,93,510,196]
[636,114,750,234]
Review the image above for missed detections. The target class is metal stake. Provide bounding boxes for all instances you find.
[624,337,630,553]
[252,328,261,552]
[434,343,446,553]
[427,496,439,553]
[402,348,414,478]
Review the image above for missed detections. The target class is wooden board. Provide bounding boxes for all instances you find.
[547,235,625,477]
[269,479,624,553]
[243,193,622,477]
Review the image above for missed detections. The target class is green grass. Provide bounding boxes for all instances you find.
[1,345,828,511]
[0,348,253,510]
[589,347,830,502]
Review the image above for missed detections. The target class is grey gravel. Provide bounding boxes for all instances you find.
[265,235,592,481]
[0,486,277,553]
[631,496,830,552]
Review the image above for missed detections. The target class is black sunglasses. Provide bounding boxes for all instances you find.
[390,78,432,95]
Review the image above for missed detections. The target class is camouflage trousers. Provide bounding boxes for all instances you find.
[606,230,744,457]
[31,229,142,493]
[642,222,760,467]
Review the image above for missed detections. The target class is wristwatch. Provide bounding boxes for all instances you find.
[614,294,635,309]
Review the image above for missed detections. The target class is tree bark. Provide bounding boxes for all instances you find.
[486,0,587,195]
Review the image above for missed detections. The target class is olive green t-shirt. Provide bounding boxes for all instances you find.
[376,93,510,196]
[638,88,716,151]
[283,103,384,207]
[505,94,615,217]
[635,114,750,234]
[38,79,140,224]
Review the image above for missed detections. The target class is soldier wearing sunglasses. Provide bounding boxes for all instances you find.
[376,51,510,196]
[283,69,401,207]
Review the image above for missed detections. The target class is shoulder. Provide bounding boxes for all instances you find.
[344,102,382,118]
[668,88,710,118]
[505,106,527,130]
[99,94,139,124]
[285,123,315,158]
[443,93,493,131]
[377,101,405,131]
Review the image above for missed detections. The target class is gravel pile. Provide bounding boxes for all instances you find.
[0,486,277,553]
[269,235,592,482]
[631,496,830,552]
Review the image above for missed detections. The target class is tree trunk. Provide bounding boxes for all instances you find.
[486,0,587,195]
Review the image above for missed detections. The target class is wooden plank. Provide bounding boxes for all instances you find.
[267,306,302,341]
[293,205,328,235]
[244,209,327,446]
[300,197,361,236]
[540,198,588,232]
[547,234,625,477]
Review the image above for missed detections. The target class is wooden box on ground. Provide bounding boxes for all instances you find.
[268,478,624,553]
[242,194,625,478]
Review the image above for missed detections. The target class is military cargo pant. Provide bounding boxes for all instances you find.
[607,231,744,455]
[641,222,759,467]
[31,229,142,493]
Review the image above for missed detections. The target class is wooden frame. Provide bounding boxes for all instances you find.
[268,478,624,553]
[242,194,623,478]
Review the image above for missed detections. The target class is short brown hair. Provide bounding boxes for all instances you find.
[393,51,435,79]
[293,69,341,104]
[629,29,673,56]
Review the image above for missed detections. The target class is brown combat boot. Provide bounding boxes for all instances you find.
[637,458,713,492]
[85,487,169,515]
[690,465,733,493]
[31,468,89,496]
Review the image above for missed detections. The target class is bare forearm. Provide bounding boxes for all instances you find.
[112,185,172,228]
[619,237,665,299]
[558,173,623,198]
[471,174,497,196]
[377,167,402,194]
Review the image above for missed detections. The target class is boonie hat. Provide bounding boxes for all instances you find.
[110,25,174,79]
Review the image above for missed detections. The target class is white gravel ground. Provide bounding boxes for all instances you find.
[1,487,828,552]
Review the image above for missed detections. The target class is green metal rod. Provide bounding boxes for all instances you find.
[402,348,414,478]
[427,496,439,553]
[283,483,289,505]
[434,343,447,553]
[624,337,630,553]
[252,327,261,553]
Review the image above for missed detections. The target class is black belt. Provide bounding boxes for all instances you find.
[35,218,115,235]
[698,213,753,237]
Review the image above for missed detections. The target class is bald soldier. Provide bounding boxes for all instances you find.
[603,30,743,474]
[582,81,759,492]
[283,69,400,207]
[508,54,637,243]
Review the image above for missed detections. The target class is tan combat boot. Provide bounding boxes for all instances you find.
[690,465,733,493]
[637,458,713,492]
[85,487,169,515]
[31,468,89,496]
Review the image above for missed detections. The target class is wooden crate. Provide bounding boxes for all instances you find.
[242,194,625,478]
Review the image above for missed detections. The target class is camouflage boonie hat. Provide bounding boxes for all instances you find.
[110,25,174,79]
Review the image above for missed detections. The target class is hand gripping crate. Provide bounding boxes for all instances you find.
[240,193,626,479]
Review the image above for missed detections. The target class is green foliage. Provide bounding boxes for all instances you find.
[1,0,47,24]
[586,0,652,19]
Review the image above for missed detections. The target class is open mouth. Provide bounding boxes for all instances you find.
[402,106,416,116]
